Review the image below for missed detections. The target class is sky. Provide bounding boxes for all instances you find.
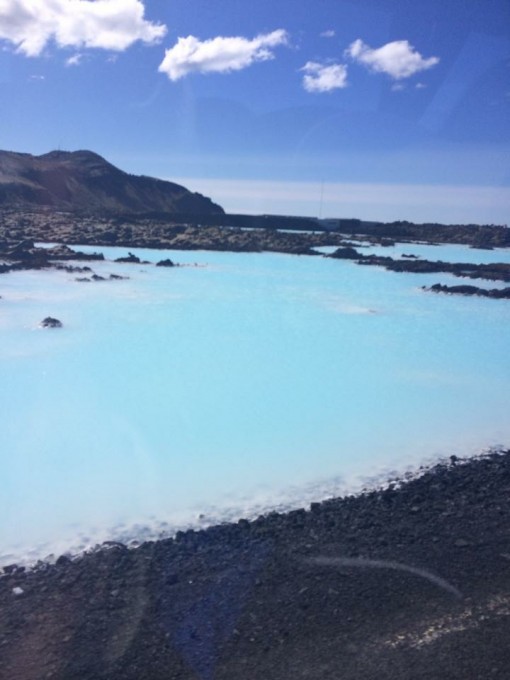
[0,0,509,223]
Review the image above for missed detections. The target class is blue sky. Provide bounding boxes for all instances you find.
[0,0,509,223]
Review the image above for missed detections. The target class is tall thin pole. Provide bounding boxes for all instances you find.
[319,179,324,219]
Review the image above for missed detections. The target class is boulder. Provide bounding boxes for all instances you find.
[114,252,141,264]
[40,317,63,328]
[329,247,360,260]
[8,239,35,257]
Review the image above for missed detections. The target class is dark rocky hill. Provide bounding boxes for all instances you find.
[0,149,224,215]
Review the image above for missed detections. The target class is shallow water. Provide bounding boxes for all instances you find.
[359,241,510,265]
[1,244,510,562]
[315,241,510,263]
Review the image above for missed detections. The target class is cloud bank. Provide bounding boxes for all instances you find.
[0,0,166,57]
[158,30,288,81]
[347,39,439,79]
[301,62,348,92]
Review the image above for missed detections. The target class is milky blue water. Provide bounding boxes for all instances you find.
[1,243,510,563]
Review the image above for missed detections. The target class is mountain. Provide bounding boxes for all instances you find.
[0,149,224,215]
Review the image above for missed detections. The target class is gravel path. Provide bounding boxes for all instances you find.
[1,451,510,680]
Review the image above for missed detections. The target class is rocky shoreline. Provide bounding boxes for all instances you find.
[329,247,510,298]
[2,210,510,300]
[0,209,346,256]
[426,282,510,299]
[1,450,510,679]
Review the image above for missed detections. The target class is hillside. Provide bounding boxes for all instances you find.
[0,150,224,215]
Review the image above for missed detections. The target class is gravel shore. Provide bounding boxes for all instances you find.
[1,450,510,680]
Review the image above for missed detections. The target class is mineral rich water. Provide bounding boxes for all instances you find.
[1,242,510,563]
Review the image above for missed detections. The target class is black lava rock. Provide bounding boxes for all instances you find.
[40,317,62,328]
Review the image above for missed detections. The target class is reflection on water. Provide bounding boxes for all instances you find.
[1,245,509,562]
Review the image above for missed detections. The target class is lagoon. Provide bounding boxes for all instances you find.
[1,243,510,563]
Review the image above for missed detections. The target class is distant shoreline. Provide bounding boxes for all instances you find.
[1,207,510,248]
[2,209,510,299]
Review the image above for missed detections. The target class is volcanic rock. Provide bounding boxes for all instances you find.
[329,247,360,259]
[115,252,140,264]
[40,317,62,328]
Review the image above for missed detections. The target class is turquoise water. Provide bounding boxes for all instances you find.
[1,244,510,562]
[352,241,510,264]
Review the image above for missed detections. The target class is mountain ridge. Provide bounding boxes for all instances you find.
[0,149,224,215]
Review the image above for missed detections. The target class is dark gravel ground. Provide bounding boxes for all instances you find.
[1,451,510,680]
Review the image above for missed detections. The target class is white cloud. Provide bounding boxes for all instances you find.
[346,39,439,79]
[0,0,166,57]
[301,61,348,93]
[158,30,288,81]
[320,30,335,38]
[66,53,83,67]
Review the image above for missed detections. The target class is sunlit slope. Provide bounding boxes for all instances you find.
[0,149,224,215]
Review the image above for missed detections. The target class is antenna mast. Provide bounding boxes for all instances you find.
[319,179,324,219]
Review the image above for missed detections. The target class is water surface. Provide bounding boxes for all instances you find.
[1,244,509,562]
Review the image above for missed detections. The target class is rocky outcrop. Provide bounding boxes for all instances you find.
[335,219,510,249]
[368,256,510,282]
[0,239,104,273]
[328,250,510,286]
[114,252,141,264]
[329,246,360,259]
[0,150,224,215]
[426,283,510,299]
[40,317,62,328]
